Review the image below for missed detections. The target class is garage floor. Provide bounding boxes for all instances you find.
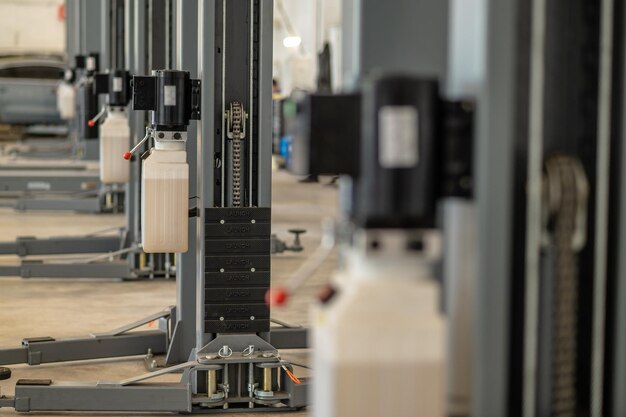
[0,170,338,416]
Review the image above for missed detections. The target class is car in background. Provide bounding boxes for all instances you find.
[0,54,66,125]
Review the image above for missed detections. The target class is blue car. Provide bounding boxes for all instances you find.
[0,54,65,125]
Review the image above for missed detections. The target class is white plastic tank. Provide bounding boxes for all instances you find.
[141,141,189,253]
[313,233,445,417]
[100,110,131,184]
[57,82,76,120]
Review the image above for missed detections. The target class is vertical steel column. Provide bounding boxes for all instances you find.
[347,0,448,83]
[129,0,148,247]
[81,0,103,55]
[124,0,136,246]
[76,0,84,53]
[609,1,626,415]
[197,0,216,349]
[196,0,274,348]
[65,0,79,60]
[443,1,485,415]
[473,0,522,415]
[167,0,199,365]
[257,0,273,207]
[110,0,127,69]
[149,0,167,71]
[591,0,615,414]
[101,0,111,70]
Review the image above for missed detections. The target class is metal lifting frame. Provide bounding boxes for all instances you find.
[0,0,176,281]
[0,0,308,413]
[468,0,626,415]
[0,0,112,213]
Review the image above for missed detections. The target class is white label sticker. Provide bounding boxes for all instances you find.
[164,85,176,106]
[378,106,419,168]
[86,57,96,71]
[112,77,123,92]
[27,182,51,191]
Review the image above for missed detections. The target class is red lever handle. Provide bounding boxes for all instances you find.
[266,288,289,306]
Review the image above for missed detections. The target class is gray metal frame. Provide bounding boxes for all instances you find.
[167,0,199,365]
[610,0,626,415]
[472,0,620,415]
[0,234,123,257]
[0,305,306,367]
[0,173,123,214]
[11,196,102,213]
[0,0,168,281]
[0,170,99,194]
[472,0,520,415]
[74,0,104,161]
[0,358,305,413]
[0,0,106,207]
[0,1,310,413]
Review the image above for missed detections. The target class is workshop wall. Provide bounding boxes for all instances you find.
[0,0,65,54]
[272,0,341,95]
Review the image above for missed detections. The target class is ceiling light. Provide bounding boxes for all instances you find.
[283,36,302,48]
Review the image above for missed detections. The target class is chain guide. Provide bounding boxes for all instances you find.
[226,101,247,207]
[542,155,589,417]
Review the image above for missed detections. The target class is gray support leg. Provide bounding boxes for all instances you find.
[13,382,191,413]
[0,261,134,279]
[13,196,102,213]
[0,310,173,366]
[0,331,167,366]
[0,171,100,194]
[282,372,309,409]
[0,331,166,366]
[0,348,28,366]
[269,327,309,350]
[1,359,306,413]
[0,235,122,256]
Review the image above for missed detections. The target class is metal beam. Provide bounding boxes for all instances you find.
[168,0,199,365]
[269,327,308,350]
[0,262,134,279]
[81,0,103,55]
[22,332,166,365]
[0,236,121,257]
[13,197,102,213]
[0,331,166,366]
[0,347,28,366]
[473,0,521,415]
[0,171,100,194]
[14,383,190,413]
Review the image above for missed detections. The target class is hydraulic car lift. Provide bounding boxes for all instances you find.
[0,0,301,282]
[0,0,113,214]
[0,2,308,412]
[0,1,170,281]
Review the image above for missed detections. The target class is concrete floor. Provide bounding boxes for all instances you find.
[0,170,338,416]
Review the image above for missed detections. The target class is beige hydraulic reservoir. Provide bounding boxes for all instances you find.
[313,230,445,417]
[99,110,130,184]
[141,139,189,253]
[57,82,76,120]
[132,69,200,253]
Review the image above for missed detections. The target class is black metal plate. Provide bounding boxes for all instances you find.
[205,271,270,287]
[205,319,270,334]
[204,303,269,320]
[205,287,267,303]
